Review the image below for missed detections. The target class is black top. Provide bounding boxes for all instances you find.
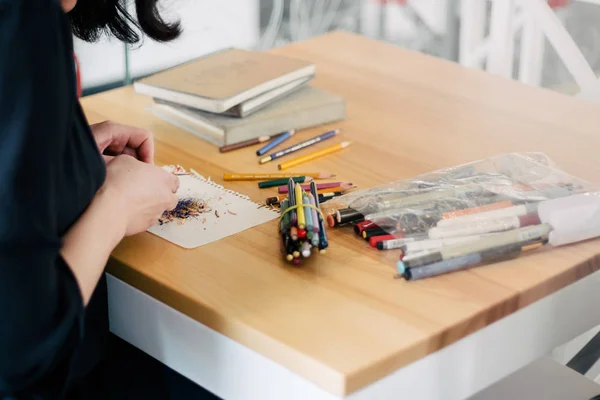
[0,1,108,398]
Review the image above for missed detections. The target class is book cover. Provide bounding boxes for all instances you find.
[134,48,316,113]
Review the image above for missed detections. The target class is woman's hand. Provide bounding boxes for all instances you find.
[100,155,180,236]
[90,121,154,164]
[61,155,179,304]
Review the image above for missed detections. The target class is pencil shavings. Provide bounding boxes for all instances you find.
[157,165,240,226]
[159,198,211,225]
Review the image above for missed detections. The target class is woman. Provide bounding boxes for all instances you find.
[0,1,215,398]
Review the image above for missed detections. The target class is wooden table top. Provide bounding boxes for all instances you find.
[81,31,600,396]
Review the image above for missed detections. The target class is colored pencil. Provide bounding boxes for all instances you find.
[317,185,355,194]
[219,135,271,153]
[266,192,343,206]
[277,182,347,194]
[223,172,336,181]
[311,181,329,251]
[266,195,285,206]
[258,176,313,189]
[288,178,297,226]
[303,194,314,232]
[278,179,329,265]
[256,130,295,156]
[259,129,340,164]
[318,192,343,203]
[280,199,290,233]
[295,183,306,230]
[308,193,320,234]
[278,141,352,170]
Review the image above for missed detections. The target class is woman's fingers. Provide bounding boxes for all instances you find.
[168,174,180,193]
[167,193,179,210]
[94,121,155,164]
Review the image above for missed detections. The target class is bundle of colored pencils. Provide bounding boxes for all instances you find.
[279,179,329,265]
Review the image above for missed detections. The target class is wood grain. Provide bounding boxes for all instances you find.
[81,31,600,396]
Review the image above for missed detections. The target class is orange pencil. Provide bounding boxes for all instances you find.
[318,187,342,194]
[277,141,352,170]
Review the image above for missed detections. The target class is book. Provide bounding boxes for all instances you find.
[134,48,316,115]
[221,76,311,118]
[148,166,278,249]
[148,86,347,147]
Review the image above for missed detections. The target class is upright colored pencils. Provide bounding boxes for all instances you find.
[279,178,329,264]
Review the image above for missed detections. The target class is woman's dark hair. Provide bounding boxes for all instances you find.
[69,0,181,44]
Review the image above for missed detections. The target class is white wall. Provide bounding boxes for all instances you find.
[127,0,260,79]
[75,0,259,90]
[73,37,126,89]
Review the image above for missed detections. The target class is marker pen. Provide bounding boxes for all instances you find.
[429,214,541,239]
[436,203,538,228]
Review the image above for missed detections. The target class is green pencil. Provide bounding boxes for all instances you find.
[258,176,313,189]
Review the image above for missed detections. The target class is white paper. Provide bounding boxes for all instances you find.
[148,171,278,249]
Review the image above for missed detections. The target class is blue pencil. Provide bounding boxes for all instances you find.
[256,130,295,156]
[259,129,340,164]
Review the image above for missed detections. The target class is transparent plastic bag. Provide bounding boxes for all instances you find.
[322,153,599,280]
[323,153,594,233]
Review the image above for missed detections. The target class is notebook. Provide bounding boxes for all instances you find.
[148,166,278,249]
[134,48,316,115]
[148,86,347,147]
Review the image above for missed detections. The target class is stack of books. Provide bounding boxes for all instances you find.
[134,48,346,148]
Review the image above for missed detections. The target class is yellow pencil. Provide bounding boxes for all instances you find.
[278,141,352,170]
[223,172,336,181]
[295,183,306,230]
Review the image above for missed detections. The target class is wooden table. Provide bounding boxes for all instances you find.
[81,32,600,400]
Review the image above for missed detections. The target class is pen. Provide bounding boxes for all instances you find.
[401,241,545,281]
[404,223,552,268]
[428,213,541,239]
